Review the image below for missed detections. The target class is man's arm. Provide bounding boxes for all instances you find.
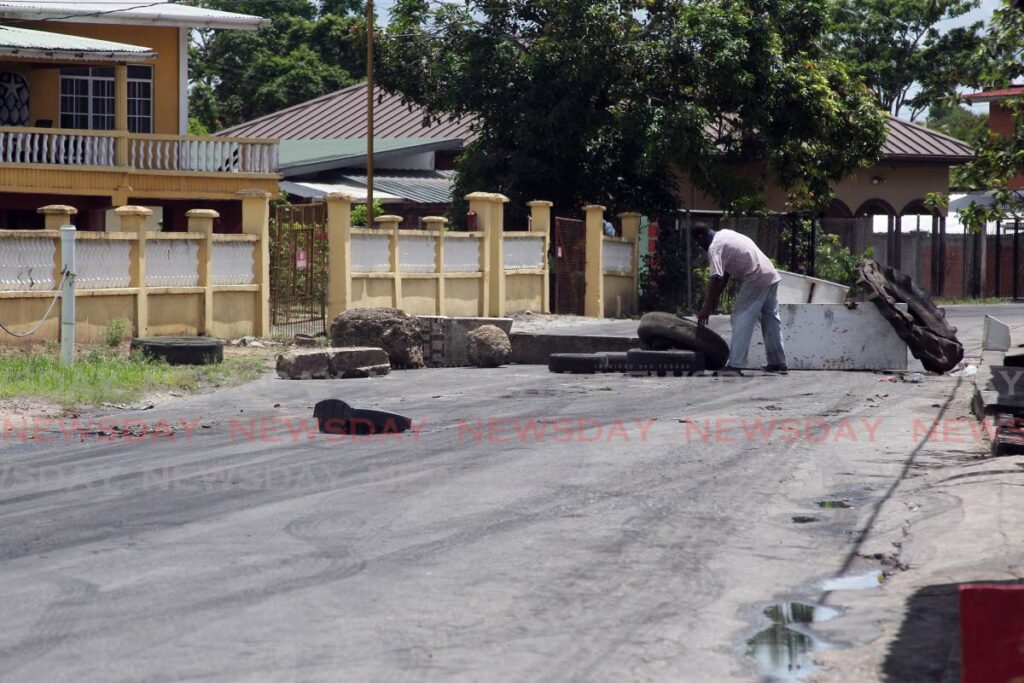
[698,273,729,327]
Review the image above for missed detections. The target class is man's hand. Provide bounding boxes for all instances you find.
[697,307,712,327]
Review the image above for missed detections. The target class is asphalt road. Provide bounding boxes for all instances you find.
[0,362,980,682]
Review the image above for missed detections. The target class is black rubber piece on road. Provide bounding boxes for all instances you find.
[130,336,224,365]
[637,312,730,370]
[314,399,412,435]
[548,353,608,374]
[626,349,705,376]
[856,260,964,374]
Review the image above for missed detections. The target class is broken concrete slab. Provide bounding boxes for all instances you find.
[331,308,424,368]
[745,303,908,371]
[511,333,640,365]
[983,315,1011,352]
[276,347,390,380]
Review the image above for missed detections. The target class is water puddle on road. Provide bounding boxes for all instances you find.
[748,602,840,681]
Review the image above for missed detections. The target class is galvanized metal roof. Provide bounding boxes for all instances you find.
[282,171,454,205]
[279,137,463,176]
[0,2,266,30]
[0,24,157,60]
[219,83,476,141]
[224,82,972,164]
[341,171,454,205]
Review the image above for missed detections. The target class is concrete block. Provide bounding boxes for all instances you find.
[511,333,640,365]
[276,347,390,379]
[777,271,850,305]
[745,303,908,371]
[983,315,1011,352]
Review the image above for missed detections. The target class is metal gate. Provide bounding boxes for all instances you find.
[270,203,328,337]
[554,217,586,315]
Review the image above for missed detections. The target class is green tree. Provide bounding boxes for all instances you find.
[955,1,1024,231]
[186,0,366,132]
[378,0,886,226]
[927,102,988,189]
[830,0,983,120]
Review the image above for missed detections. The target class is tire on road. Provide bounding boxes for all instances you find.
[637,312,729,370]
[130,336,224,365]
[856,260,964,374]
[548,353,608,374]
[626,348,705,376]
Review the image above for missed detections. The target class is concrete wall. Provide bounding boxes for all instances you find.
[0,197,270,344]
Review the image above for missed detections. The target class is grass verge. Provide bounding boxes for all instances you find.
[0,347,270,410]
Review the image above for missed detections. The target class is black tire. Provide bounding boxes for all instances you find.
[548,353,607,374]
[637,312,729,370]
[626,349,706,376]
[599,352,630,373]
[130,336,224,365]
[314,399,412,435]
[856,260,964,373]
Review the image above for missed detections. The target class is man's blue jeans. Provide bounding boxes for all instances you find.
[728,281,786,369]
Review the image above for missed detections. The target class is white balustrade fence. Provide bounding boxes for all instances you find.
[0,237,56,291]
[443,237,482,273]
[0,127,278,173]
[212,242,256,285]
[146,239,199,287]
[504,235,546,270]
[602,240,635,274]
[77,241,131,290]
[400,236,436,273]
[351,233,392,273]
[0,130,117,166]
[130,136,278,173]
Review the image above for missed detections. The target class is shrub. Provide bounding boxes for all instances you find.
[103,317,133,347]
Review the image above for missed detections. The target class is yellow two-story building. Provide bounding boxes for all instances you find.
[0,1,279,232]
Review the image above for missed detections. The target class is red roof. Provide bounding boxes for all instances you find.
[964,86,1024,102]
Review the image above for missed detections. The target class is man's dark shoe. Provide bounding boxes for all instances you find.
[762,364,789,374]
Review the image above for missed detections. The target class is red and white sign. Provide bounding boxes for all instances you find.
[295,249,308,271]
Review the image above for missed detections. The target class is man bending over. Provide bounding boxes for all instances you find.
[692,225,787,375]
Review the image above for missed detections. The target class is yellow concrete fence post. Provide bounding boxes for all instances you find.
[376,214,403,309]
[423,216,448,316]
[618,212,642,313]
[325,193,354,317]
[187,209,219,336]
[584,204,606,318]
[118,205,153,336]
[39,205,77,286]
[528,200,553,314]
[38,204,77,230]
[465,192,492,316]
[487,193,509,317]
[236,189,271,337]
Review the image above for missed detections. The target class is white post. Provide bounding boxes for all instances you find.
[60,224,76,364]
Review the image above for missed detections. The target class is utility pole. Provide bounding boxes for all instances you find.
[366,0,375,225]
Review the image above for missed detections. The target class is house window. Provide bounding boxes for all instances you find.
[59,65,153,133]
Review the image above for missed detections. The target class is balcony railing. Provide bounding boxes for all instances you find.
[0,127,279,174]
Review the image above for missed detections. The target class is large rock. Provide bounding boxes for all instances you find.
[276,347,391,379]
[331,308,425,368]
[467,325,511,368]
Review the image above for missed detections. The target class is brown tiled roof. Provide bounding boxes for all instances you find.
[218,82,476,141]
[220,82,972,163]
[881,117,973,162]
